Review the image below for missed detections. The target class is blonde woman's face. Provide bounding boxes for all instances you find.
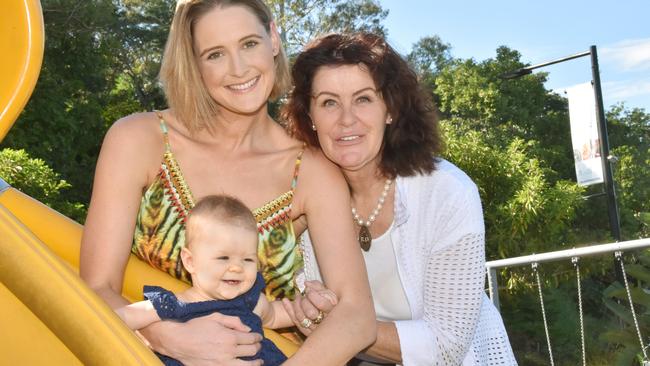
[193,5,279,116]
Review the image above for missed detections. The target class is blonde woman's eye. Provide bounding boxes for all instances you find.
[207,51,224,60]
[244,40,259,48]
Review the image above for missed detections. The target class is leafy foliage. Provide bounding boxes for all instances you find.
[601,254,650,365]
[0,149,85,221]
[2,1,648,363]
[2,0,121,206]
[269,0,387,54]
[441,122,584,260]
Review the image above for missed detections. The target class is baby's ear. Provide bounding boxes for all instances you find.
[180,247,195,274]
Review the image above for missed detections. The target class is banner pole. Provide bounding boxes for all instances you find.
[590,45,621,242]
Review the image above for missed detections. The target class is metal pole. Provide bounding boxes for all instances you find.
[590,45,622,241]
[485,238,650,270]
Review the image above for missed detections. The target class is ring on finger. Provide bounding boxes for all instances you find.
[312,310,325,324]
[300,317,313,328]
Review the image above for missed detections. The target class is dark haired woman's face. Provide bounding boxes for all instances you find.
[309,64,390,173]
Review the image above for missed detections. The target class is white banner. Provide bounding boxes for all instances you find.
[566,82,603,186]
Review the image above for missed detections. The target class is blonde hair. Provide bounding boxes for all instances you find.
[159,0,291,133]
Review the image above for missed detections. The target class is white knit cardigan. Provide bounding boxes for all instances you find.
[301,160,517,365]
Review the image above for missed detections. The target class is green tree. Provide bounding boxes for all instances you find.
[269,0,387,54]
[433,46,585,257]
[608,104,650,239]
[406,35,452,105]
[0,148,85,222]
[442,123,584,260]
[110,0,174,110]
[2,0,121,207]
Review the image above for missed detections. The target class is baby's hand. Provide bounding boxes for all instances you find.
[315,288,338,306]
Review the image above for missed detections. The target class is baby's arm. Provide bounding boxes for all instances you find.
[254,295,293,329]
[254,290,338,329]
[115,300,161,330]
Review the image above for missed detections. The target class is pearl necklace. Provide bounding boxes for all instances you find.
[351,178,392,251]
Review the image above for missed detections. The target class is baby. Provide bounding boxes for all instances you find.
[116,195,337,365]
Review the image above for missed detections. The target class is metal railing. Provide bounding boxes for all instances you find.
[485,237,650,310]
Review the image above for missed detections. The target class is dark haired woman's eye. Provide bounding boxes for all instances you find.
[322,99,338,107]
[356,95,372,103]
[243,40,259,49]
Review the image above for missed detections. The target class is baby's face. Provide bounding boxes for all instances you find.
[185,220,259,301]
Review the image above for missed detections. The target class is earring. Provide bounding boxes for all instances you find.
[311,124,317,131]
[386,115,393,124]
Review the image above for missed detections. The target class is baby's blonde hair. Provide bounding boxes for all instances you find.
[185,195,257,249]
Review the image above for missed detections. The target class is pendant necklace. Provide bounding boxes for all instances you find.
[351,178,392,251]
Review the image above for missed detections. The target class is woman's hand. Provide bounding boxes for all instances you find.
[142,312,263,366]
[281,281,336,336]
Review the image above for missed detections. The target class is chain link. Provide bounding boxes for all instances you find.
[533,262,555,366]
[615,251,649,362]
[573,257,587,366]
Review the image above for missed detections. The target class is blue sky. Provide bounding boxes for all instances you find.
[378,0,650,112]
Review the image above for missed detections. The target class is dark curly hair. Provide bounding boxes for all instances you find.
[283,32,442,177]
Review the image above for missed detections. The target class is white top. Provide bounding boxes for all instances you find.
[363,223,411,322]
[301,159,517,366]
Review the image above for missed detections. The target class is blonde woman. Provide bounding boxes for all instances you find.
[80,2,375,365]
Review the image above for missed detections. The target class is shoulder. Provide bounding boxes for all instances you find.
[99,112,165,177]
[298,147,346,181]
[399,159,478,197]
[292,147,349,213]
[104,111,162,148]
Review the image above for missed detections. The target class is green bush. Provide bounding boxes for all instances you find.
[0,148,86,222]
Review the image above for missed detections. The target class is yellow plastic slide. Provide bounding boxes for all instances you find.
[0,1,297,364]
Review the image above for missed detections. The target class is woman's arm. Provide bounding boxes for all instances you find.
[142,313,263,366]
[80,115,157,308]
[296,176,487,365]
[290,282,402,363]
[79,114,261,365]
[287,150,377,365]
[392,179,486,365]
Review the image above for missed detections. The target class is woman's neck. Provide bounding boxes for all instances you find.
[203,106,275,152]
[343,164,388,203]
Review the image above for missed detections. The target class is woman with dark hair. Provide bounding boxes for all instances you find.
[283,33,516,365]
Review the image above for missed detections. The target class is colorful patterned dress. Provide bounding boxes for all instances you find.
[131,111,304,300]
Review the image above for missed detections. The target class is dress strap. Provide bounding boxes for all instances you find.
[290,145,305,190]
[154,110,171,151]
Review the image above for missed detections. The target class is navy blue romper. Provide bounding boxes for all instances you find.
[144,273,287,366]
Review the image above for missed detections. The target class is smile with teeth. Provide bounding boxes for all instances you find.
[339,135,361,142]
[227,76,259,92]
[223,279,242,285]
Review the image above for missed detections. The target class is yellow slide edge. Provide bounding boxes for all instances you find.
[0,186,298,359]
